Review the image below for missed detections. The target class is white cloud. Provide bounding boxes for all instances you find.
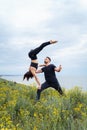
[52,34,87,67]
[79,0,87,10]
[0,0,87,76]
[0,0,52,30]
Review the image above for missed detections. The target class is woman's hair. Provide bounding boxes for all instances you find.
[23,70,33,81]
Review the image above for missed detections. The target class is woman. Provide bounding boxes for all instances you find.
[23,40,57,89]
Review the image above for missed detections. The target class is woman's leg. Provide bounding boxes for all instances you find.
[29,41,51,57]
[29,40,57,59]
[30,69,41,89]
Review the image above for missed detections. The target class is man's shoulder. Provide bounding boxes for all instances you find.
[50,63,55,65]
[49,64,56,67]
[42,64,56,68]
[42,64,54,67]
[48,64,56,69]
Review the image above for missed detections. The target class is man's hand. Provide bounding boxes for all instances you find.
[36,69,42,73]
[59,65,62,71]
[54,65,62,72]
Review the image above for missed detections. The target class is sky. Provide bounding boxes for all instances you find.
[0,0,87,77]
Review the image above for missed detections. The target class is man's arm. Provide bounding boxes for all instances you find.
[36,69,43,73]
[54,65,62,72]
[38,64,46,67]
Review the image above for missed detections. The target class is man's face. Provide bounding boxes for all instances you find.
[44,57,50,64]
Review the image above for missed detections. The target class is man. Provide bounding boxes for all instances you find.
[36,57,63,100]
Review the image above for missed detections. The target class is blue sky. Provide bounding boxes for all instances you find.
[0,0,87,76]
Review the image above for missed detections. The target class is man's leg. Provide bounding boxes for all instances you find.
[57,86,63,95]
[52,82,63,95]
[36,82,49,100]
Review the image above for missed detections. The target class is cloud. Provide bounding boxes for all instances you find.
[0,0,52,29]
[0,0,87,76]
[0,0,54,49]
[79,0,87,10]
[52,34,87,67]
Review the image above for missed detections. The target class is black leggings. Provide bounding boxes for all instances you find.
[28,41,51,60]
[36,82,63,100]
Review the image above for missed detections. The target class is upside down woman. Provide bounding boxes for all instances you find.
[23,40,57,89]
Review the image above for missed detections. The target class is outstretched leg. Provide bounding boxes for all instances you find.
[51,81,63,95]
[54,83,63,95]
[29,40,57,59]
[36,82,50,100]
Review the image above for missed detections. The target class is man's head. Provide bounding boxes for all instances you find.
[44,57,51,64]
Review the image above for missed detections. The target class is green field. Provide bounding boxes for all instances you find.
[0,78,87,130]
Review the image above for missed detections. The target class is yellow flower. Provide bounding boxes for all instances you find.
[81,112,87,117]
[1,128,4,130]
[34,112,37,117]
[74,107,80,112]
[78,103,83,108]
[33,126,37,130]
[1,128,8,130]
[53,108,58,115]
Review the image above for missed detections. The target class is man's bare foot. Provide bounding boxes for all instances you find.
[50,40,58,44]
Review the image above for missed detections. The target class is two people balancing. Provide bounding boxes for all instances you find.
[23,40,63,100]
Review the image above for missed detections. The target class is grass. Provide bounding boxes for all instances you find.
[0,78,87,130]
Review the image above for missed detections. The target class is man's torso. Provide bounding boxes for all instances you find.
[42,64,58,84]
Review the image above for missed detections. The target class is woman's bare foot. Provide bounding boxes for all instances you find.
[38,85,41,89]
[50,40,58,44]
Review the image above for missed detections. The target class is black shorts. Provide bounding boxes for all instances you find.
[30,62,38,69]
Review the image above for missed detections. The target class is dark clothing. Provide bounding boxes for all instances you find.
[42,64,58,84]
[23,41,51,81]
[36,64,63,100]
[28,41,51,60]
[30,62,38,69]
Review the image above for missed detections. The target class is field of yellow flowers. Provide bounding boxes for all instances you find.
[0,78,87,130]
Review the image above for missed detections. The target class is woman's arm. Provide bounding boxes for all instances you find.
[31,69,41,89]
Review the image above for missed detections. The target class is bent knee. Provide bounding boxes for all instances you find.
[28,51,32,58]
